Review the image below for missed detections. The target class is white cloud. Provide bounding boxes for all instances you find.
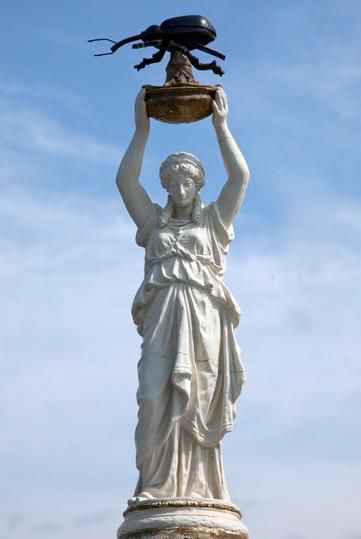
[272,61,361,121]
[72,509,115,528]
[228,459,361,539]
[0,81,83,111]
[0,94,119,164]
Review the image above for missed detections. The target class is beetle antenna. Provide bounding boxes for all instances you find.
[88,38,118,56]
[88,38,117,44]
[110,34,142,53]
[88,35,143,57]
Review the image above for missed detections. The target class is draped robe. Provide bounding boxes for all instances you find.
[131,202,246,500]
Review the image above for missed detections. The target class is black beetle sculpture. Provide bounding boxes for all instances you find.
[89,15,225,76]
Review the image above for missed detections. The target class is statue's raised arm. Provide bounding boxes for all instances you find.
[115,89,154,230]
[212,88,250,228]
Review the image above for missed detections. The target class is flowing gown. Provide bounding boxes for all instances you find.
[131,202,246,501]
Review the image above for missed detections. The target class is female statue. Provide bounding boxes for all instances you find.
[116,88,250,502]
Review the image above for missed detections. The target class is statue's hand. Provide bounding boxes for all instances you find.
[212,87,228,128]
[135,89,150,134]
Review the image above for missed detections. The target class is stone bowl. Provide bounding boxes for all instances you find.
[144,84,220,124]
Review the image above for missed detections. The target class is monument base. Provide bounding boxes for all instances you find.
[117,498,249,539]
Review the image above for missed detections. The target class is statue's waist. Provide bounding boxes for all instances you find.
[145,250,223,276]
[135,259,240,320]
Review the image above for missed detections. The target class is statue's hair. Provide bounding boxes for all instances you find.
[159,152,204,227]
[159,152,205,191]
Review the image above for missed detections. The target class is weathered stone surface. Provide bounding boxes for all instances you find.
[122,526,248,538]
[165,51,198,86]
[117,498,249,539]
[124,498,242,517]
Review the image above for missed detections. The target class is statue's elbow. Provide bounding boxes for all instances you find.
[243,169,250,185]
[115,175,125,194]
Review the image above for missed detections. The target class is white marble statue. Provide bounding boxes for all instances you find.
[116,88,250,502]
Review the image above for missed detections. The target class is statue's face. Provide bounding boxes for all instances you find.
[168,172,197,207]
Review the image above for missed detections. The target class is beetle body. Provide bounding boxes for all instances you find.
[89,15,225,77]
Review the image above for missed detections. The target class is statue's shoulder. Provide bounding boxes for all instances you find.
[202,201,221,223]
[203,202,235,247]
[136,204,161,247]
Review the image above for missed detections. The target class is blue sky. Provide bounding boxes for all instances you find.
[1,1,361,538]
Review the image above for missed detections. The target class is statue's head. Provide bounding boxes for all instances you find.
[159,152,205,227]
[160,152,205,191]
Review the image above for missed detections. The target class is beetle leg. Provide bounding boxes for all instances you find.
[186,51,225,76]
[188,41,226,61]
[134,47,166,70]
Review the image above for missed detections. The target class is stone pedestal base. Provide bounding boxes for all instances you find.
[117,498,249,539]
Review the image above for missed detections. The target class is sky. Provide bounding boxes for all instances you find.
[0,1,361,538]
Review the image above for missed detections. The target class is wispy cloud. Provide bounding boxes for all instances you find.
[229,194,361,423]
[8,515,24,531]
[0,81,120,167]
[29,522,64,533]
[272,61,361,121]
[72,509,115,528]
[0,91,119,165]
[0,81,83,111]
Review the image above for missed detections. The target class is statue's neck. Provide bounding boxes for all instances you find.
[173,203,193,220]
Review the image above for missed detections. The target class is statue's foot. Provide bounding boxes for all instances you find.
[127,493,153,506]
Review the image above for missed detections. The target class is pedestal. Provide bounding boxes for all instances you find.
[117,498,249,538]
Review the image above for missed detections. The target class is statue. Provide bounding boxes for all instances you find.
[115,88,250,537]
[90,14,251,537]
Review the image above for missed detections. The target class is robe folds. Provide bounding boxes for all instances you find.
[131,202,246,500]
